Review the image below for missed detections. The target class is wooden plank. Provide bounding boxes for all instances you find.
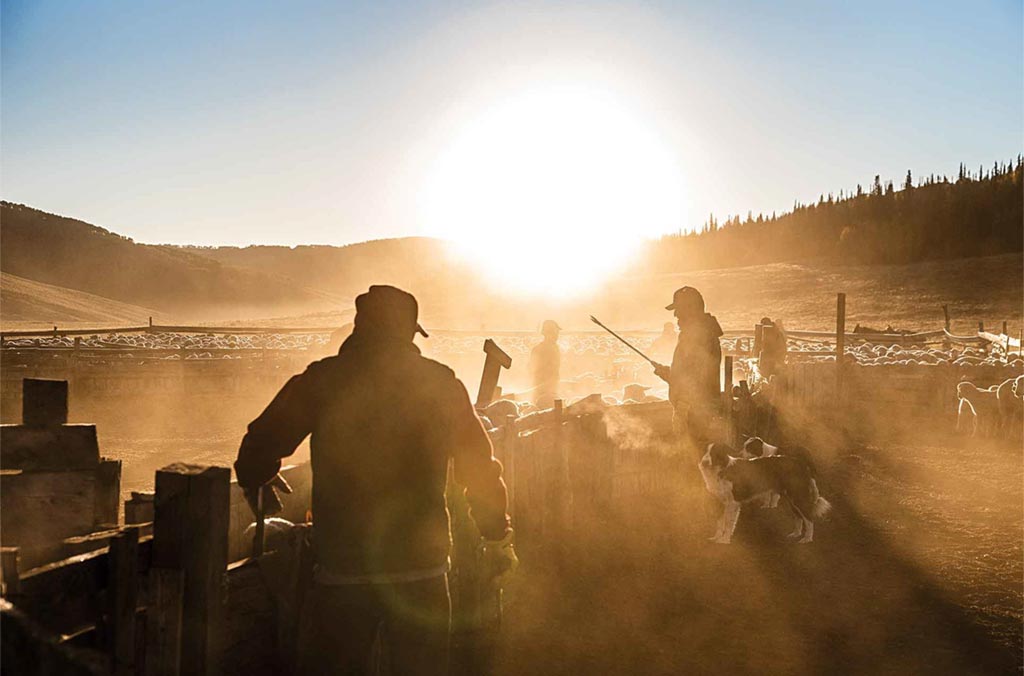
[146,568,184,676]
[107,527,140,676]
[2,546,20,594]
[1,598,109,676]
[1,468,102,568]
[835,293,846,409]
[11,537,153,637]
[0,424,100,471]
[153,464,230,676]
[95,459,122,527]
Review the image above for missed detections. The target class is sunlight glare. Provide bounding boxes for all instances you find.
[419,84,685,297]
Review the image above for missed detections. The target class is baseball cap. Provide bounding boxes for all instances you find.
[665,286,705,313]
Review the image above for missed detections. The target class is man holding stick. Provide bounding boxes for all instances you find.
[652,286,724,458]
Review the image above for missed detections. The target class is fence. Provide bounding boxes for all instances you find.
[2,375,687,676]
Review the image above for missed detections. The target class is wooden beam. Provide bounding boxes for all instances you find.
[2,547,20,595]
[505,415,518,521]
[836,293,846,407]
[107,527,140,676]
[153,464,230,676]
[145,568,184,676]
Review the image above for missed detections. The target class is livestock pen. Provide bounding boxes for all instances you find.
[1,383,682,675]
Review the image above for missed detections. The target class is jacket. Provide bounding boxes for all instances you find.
[235,333,510,577]
[668,312,724,411]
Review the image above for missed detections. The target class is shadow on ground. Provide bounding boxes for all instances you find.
[495,439,1022,675]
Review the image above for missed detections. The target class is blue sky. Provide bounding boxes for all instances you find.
[3,0,1021,246]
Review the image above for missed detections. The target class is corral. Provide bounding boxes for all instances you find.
[1,294,1021,674]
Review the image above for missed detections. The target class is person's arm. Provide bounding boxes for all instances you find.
[448,378,511,540]
[235,366,320,492]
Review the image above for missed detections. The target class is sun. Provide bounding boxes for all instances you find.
[418,83,686,298]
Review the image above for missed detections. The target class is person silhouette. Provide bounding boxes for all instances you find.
[235,285,515,676]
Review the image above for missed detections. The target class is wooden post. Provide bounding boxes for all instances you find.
[753,323,764,357]
[252,488,266,558]
[836,293,846,407]
[108,526,140,676]
[152,464,230,676]
[942,304,950,331]
[146,568,184,676]
[1,547,20,595]
[551,400,568,543]
[504,415,517,521]
[1002,321,1008,337]
[722,355,734,445]
[978,321,985,334]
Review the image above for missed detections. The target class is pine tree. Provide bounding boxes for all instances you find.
[904,170,913,190]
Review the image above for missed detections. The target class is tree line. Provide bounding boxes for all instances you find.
[646,156,1023,271]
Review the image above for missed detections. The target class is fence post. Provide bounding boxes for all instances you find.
[835,293,846,408]
[146,569,184,676]
[152,464,230,676]
[108,526,140,676]
[503,415,517,522]
[1,547,20,595]
[753,323,764,358]
[722,355,734,444]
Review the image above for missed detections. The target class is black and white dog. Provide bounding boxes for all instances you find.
[700,441,830,544]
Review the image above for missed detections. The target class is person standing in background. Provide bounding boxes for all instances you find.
[530,319,562,409]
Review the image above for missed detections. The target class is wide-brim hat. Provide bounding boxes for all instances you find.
[355,285,429,338]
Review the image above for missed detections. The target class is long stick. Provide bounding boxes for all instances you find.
[589,316,657,365]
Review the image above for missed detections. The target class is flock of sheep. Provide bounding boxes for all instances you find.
[4,329,1021,438]
[2,332,330,353]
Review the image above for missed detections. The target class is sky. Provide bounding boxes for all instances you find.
[2,0,1022,247]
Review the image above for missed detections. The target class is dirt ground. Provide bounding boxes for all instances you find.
[496,435,1023,675]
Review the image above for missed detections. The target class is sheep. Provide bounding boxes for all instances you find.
[996,376,1024,437]
[956,381,1000,437]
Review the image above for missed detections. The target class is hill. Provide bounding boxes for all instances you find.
[0,202,341,320]
[645,158,1023,272]
[0,273,168,329]
[177,239,488,327]
[598,252,1023,333]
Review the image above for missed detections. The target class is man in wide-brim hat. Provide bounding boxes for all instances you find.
[235,284,515,675]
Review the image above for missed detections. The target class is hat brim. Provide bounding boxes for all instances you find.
[416,324,429,338]
[665,303,675,311]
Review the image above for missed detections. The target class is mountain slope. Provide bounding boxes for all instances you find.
[0,202,341,319]
[1,272,166,328]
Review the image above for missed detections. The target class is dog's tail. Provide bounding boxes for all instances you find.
[810,478,832,519]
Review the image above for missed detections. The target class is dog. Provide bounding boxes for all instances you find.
[699,442,831,544]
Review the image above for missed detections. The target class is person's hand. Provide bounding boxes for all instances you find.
[479,530,519,589]
[653,362,671,381]
[243,473,293,518]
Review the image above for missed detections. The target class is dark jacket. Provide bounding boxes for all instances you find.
[668,312,724,410]
[235,333,510,576]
